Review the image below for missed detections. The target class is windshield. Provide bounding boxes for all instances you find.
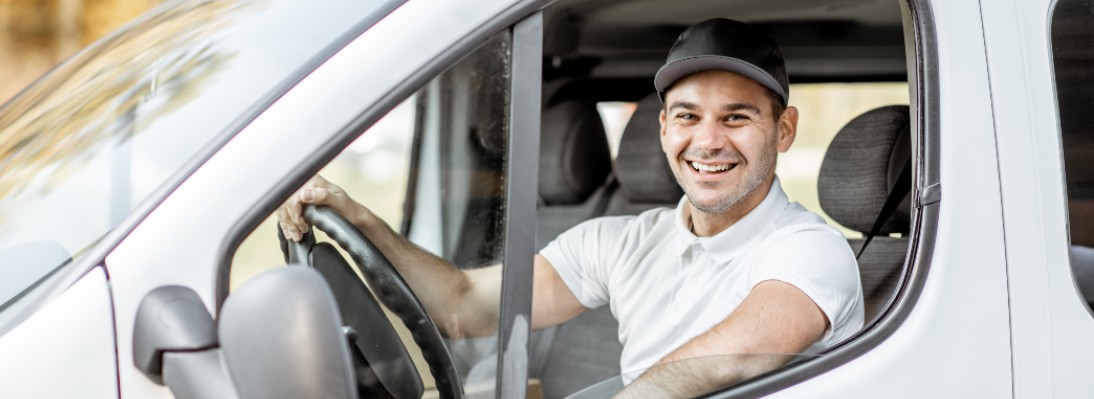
[0,0,398,307]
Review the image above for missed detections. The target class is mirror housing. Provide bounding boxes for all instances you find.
[132,266,356,399]
[132,286,217,382]
[219,266,357,398]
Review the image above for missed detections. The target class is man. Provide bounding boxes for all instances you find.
[278,18,863,397]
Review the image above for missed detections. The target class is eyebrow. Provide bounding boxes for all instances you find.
[667,101,698,113]
[667,101,763,115]
[721,102,762,115]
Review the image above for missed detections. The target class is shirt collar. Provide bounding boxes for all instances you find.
[672,177,790,263]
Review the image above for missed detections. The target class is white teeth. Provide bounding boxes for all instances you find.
[690,161,731,172]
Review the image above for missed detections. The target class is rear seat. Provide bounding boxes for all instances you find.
[818,104,912,322]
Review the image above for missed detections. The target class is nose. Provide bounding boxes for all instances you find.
[691,119,729,151]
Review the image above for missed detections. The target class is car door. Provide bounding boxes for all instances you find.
[986,0,1094,397]
[105,0,545,397]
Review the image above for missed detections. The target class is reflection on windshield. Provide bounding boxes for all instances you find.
[0,1,248,217]
[0,0,394,310]
[566,353,820,399]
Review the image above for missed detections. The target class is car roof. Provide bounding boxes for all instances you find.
[542,0,907,98]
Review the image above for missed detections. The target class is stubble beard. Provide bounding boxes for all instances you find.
[683,145,776,216]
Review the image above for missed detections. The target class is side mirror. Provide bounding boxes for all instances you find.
[133,266,356,399]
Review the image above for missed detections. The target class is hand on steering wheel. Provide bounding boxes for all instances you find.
[276,176,464,399]
[277,175,363,243]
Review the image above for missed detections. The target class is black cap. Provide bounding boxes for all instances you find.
[654,18,789,105]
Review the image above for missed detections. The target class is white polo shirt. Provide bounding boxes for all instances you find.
[540,178,864,378]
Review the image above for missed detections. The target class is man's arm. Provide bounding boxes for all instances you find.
[616,280,827,398]
[278,175,586,337]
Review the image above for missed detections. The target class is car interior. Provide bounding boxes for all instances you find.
[527,0,912,396]
[229,0,914,397]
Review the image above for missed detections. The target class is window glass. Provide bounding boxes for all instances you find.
[231,31,511,397]
[1051,0,1094,309]
[0,0,396,310]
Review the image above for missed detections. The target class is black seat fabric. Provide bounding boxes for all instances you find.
[604,92,684,216]
[535,100,614,251]
[818,104,912,322]
[539,100,613,206]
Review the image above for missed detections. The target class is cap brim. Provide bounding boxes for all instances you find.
[654,55,787,104]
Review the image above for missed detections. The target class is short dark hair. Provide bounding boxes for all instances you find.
[764,87,786,119]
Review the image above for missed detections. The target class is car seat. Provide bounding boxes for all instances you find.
[530,98,621,398]
[817,104,912,323]
[602,93,684,216]
[536,92,682,398]
[535,100,614,251]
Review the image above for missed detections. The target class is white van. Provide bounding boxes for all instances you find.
[0,0,1091,397]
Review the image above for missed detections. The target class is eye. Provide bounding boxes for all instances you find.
[725,114,750,122]
[676,113,698,121]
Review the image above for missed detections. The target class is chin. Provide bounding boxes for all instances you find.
[686,193,739,214]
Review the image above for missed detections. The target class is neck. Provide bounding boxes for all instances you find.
[686,176,775,237]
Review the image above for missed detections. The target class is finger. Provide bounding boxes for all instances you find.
[275,207,296,242]
[302,187,330,205]
[285,196,307,234]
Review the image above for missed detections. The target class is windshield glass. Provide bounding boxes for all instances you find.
[0,0,397,307]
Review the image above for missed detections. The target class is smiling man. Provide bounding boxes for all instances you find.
[278,18,863,398]
[541,19,864,397]
[597,19,865,397]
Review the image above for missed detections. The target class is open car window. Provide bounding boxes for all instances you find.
[227,0,917,397]
[230,30,513,397]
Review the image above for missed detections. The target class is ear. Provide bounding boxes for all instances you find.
[659,108,667,136]
[776,106,799,153]
[659,108,671,155]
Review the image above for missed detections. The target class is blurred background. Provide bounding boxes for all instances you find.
[0,0,158,103]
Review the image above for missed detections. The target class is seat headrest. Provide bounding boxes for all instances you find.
[818,105,912,234]
[539,100,612,205]
[615,93,684,204]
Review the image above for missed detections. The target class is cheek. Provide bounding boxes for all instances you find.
[731,129,772,159]
[661,130,688,155]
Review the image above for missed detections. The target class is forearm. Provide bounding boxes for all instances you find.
[615,345,789,398]
[351,208,501,338]
[616,281,825,398]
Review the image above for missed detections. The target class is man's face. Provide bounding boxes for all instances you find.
[659,70,796,215]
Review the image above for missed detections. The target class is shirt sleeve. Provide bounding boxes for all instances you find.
[747,224,864,341]
[539,217,631,309]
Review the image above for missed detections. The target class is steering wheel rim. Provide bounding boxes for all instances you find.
[288,205,464,399]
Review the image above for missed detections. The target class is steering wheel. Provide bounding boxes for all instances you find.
[278,205,464,399]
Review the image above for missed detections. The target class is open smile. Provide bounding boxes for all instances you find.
[689,160,737,174]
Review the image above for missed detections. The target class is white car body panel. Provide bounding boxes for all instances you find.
[0,267,117,398]
[773,0,1016,396]
[982,0,1094,397]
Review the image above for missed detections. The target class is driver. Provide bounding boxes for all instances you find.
[278,18,863,398]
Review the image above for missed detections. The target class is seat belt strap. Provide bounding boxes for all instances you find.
[857,156,912,259]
